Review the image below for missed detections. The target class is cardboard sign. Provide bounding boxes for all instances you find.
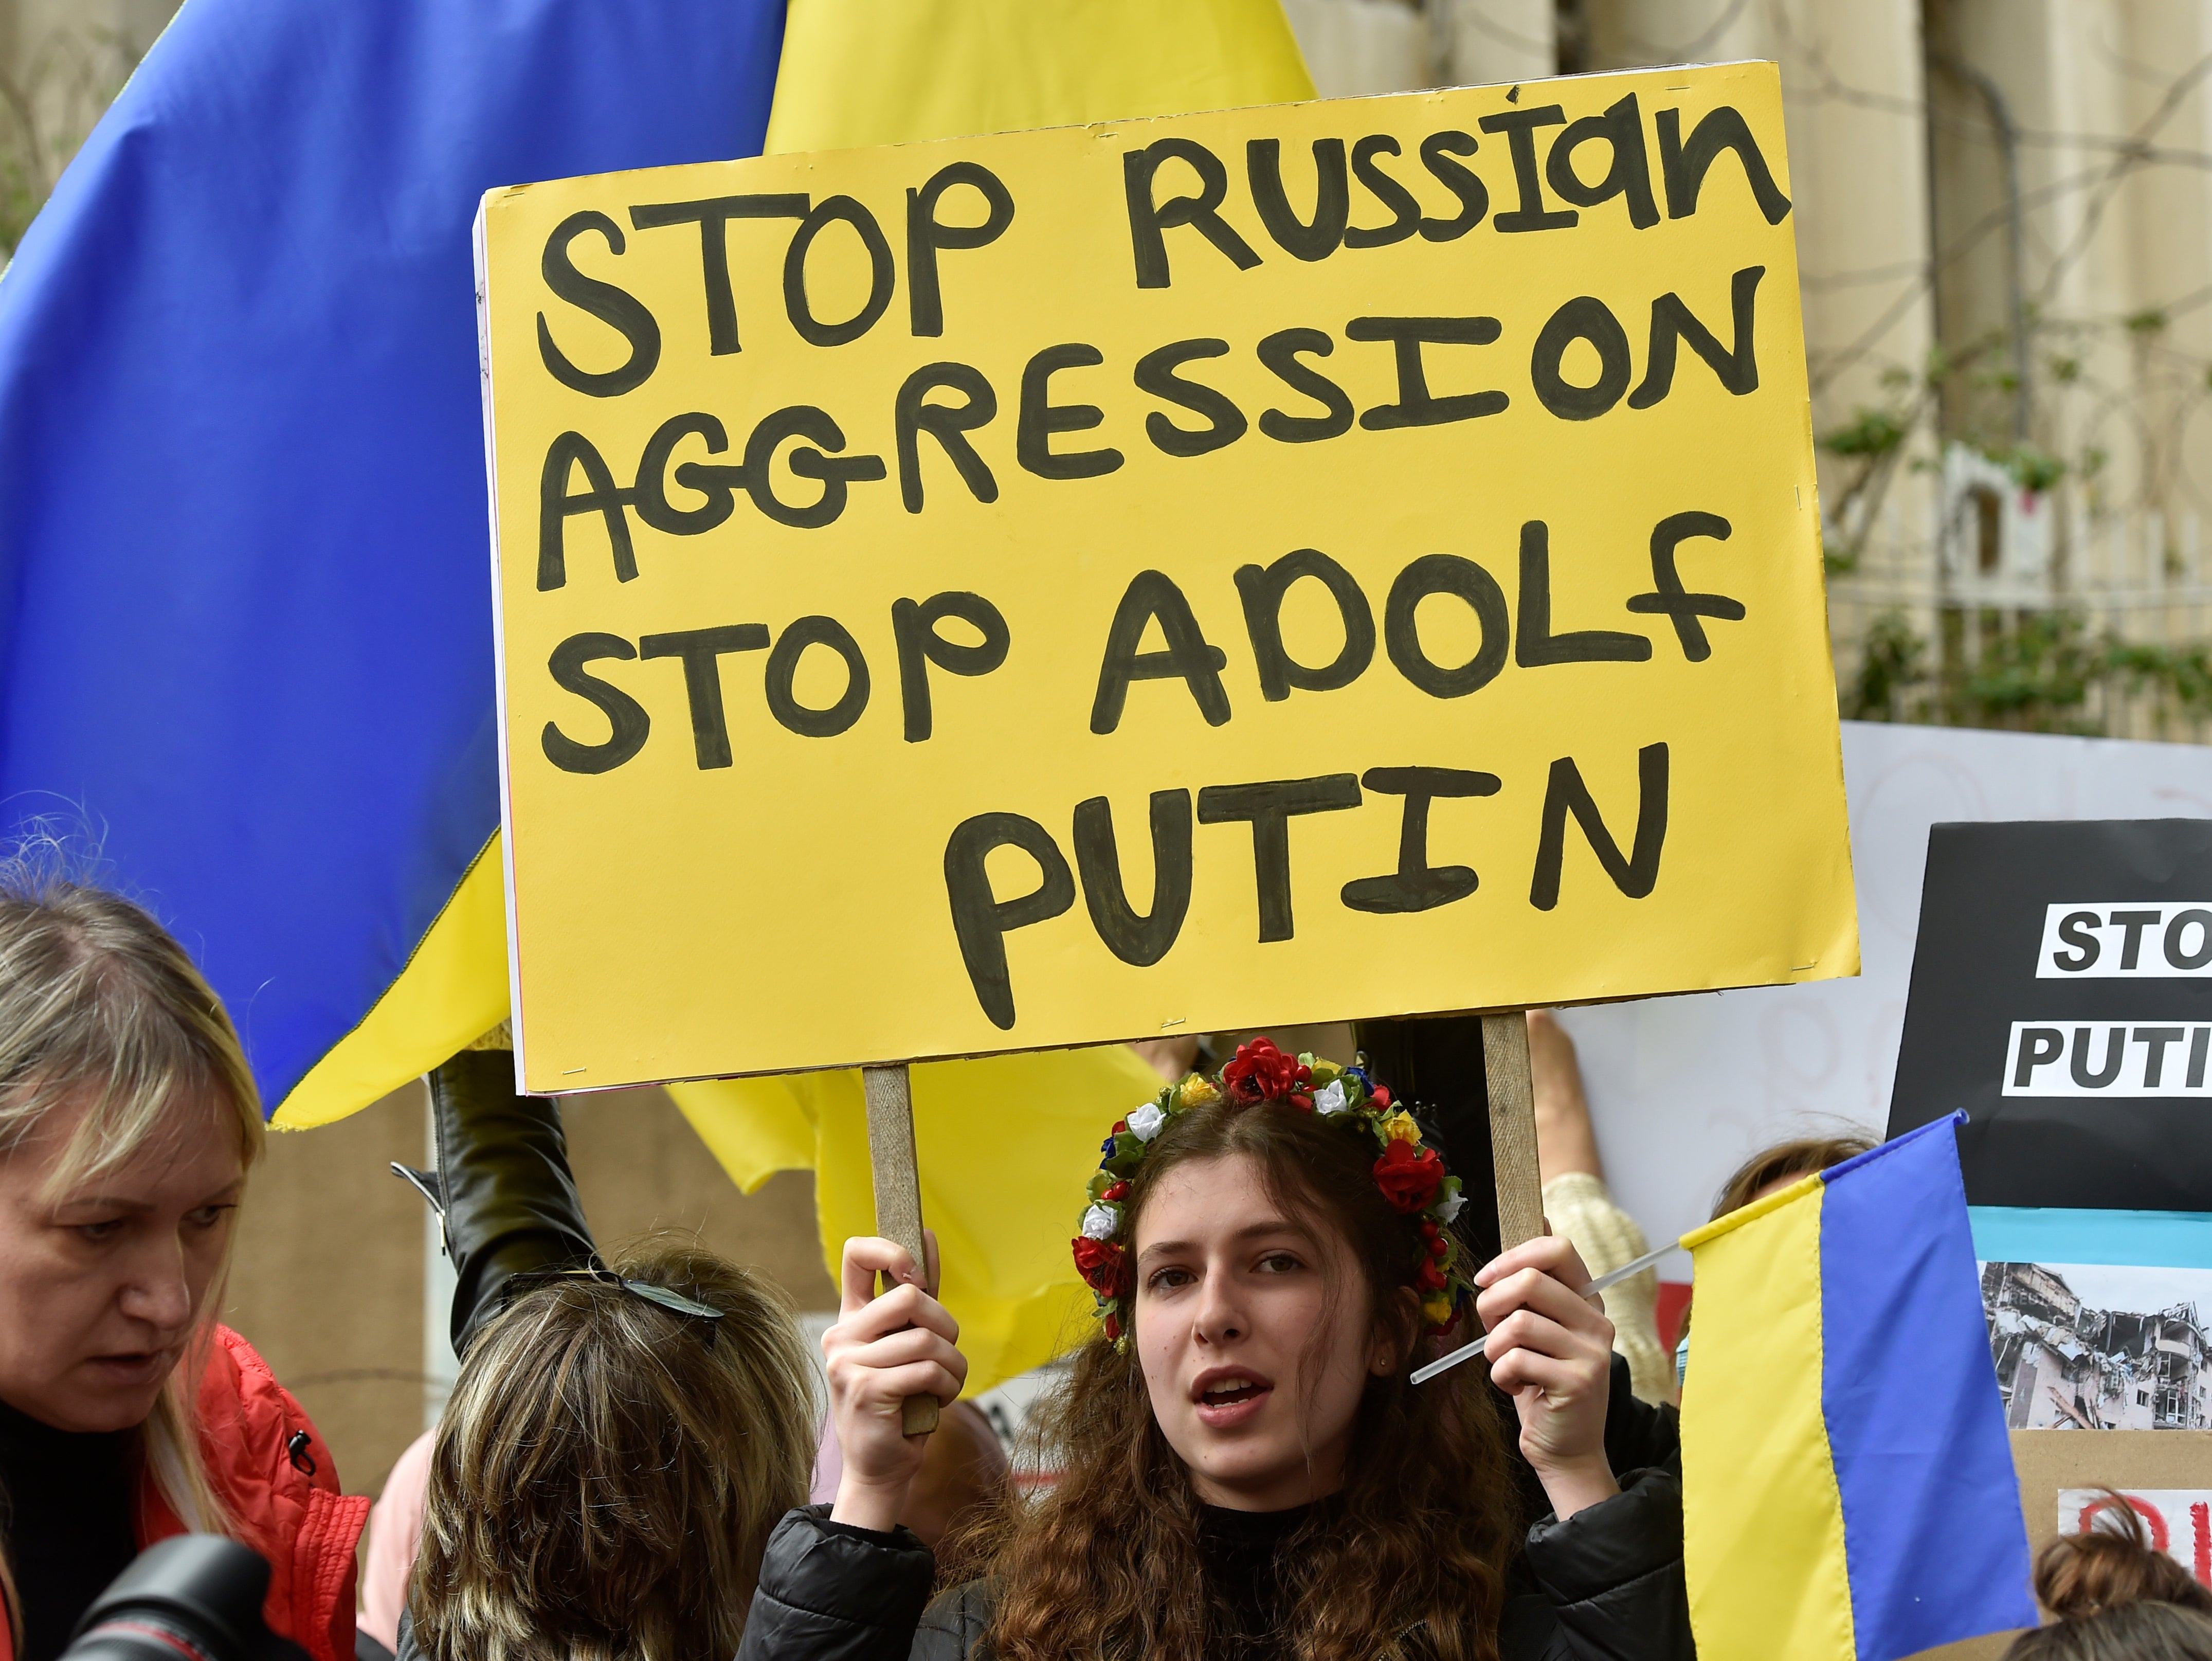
[1908,1439,2212,1660]
[1890,820,2212,1208]
[478,62,1856,1090]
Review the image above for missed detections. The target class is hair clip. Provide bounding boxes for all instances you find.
[502,1264,724,1345]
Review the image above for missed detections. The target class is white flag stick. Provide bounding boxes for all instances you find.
[1411,1240,1683,1386]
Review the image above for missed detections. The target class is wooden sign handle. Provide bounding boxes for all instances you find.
[861,1062,940,1436]
[1480,1012,1545,1250]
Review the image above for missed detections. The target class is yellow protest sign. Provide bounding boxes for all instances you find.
[479,61,1858,1093]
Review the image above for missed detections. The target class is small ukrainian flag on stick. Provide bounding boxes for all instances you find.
[1681,1113,2036,1661]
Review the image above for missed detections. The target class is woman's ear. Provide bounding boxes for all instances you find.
[1372,1286,1422,1375]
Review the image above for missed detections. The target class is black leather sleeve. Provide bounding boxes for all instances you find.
[429,1050,598,1357]
[735,1506,940,1661]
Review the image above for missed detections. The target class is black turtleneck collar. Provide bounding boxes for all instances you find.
[0,1396,140,1661]
[1199,1501,1316,1660]
[1200,1499,1314,1545]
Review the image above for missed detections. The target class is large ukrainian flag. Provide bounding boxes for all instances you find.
[0,0,789,1124]
[1681,1115,2036,1661]
[0,0,1310,1393]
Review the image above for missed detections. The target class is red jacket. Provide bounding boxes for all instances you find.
[0,1325,370,1661]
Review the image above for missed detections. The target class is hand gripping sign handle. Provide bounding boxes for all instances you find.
[862,1062,941,1436]
[1431,1014,1675,1388]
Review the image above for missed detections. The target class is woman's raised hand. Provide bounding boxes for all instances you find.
[1474,1232,1620,1521]
[825,1231,969,1533]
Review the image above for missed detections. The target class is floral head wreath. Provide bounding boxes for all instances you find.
[1071,1037,1473,1349]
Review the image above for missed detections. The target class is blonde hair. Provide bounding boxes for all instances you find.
[0,860,266,1630]
[412,1237,820,1661]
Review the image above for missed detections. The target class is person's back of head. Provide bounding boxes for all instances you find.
[2005,1495,2212,1660]
[411,1237,819,1661]
[1676,1134,1878,1375]
[1710,1133,1875,1221]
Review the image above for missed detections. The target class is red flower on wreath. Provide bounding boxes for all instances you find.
[1417,1258,1448,1292]
[1072,1236,1129,1297]
[1222,1037,1312,1106]
[1373,1140,1445,1213]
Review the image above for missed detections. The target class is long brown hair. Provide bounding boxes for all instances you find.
[411,1237,818,1661]
[2004,1493,2212,1659]
[948,1092,1522,1661]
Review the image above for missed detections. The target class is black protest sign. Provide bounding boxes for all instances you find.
[1889,819,2212,1210]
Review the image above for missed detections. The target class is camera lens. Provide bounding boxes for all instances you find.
[65,1537,276,1661]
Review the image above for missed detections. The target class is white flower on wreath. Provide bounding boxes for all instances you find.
[1437,1188,1466,1224]
[1080,1203,1119,1240]
[1314,1079,1349,1116]
[1127,1102,1168,1141]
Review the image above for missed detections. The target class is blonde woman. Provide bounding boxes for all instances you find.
[0,873,364,1661]
[397,1052,819,1661]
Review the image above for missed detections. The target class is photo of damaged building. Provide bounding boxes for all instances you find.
[1985,1262,2212,1430]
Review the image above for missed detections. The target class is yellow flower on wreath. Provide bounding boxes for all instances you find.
[1176,1075,1222,1109]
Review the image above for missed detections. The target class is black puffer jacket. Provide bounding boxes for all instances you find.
[735,1357,1691,1661]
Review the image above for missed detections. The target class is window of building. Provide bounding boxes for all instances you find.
[1973,484,2003,574]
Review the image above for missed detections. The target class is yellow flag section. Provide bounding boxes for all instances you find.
[765,0,1315,151]
[273,838,509,1126]
[1678,1175,1855,1660]
[675,1042,1167,1392]
[480,61,1858,1093]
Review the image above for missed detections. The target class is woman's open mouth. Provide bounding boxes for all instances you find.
[1191,1368,1274,1428]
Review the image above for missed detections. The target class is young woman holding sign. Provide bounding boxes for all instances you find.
[740,1039,1690,1661]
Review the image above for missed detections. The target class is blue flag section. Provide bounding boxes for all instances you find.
[1818,1119,2037,1660]
[0,0,784,1117]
